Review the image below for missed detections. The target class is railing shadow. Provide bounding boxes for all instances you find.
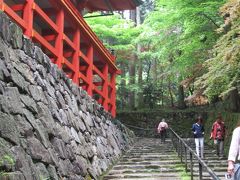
[169,127,220,180]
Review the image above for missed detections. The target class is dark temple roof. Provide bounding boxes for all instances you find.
[74,0,142,12]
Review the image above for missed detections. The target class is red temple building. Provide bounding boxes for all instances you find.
[0,0,141,117]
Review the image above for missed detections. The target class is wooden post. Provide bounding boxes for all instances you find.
[110,72,116,117]
[86,45,93,96]
[103,64,109,110]
[72,29,80,84]
[55,8,64,67]
[0,0,3,11]
[23,0,34,37]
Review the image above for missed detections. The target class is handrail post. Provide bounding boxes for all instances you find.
[190,152,193,180]
[180,141,183,163]
[199,162,203,180]
[177,139,180,156]
[173,135,176,151]
[185,146,188,172]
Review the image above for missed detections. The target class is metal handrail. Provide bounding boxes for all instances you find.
[169,127,220,180]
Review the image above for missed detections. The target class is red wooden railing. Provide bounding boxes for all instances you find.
[0,0,118,117]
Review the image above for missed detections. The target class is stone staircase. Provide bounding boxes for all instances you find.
[102,138,228,180]
[102,138,183,180]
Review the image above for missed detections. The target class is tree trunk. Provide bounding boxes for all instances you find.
[160,72,164,107]
[129,59,136,109]
[178,85,186,109]
[146,60,152,82]
[119,62,127,110]
[168,79,174,107]
[137,57,144,107]
[136,7,144,108]
[152,59,157,82]
[128,9,137,110]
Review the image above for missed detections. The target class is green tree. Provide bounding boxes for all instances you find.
[196,0,240,111]
[135,0,225,107]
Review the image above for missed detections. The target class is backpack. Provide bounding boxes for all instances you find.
[214,122,225,140]
[160,126,166,131]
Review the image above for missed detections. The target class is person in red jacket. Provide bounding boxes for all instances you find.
[210,114,226,158]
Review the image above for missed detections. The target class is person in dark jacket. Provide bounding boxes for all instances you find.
[192,116,205,158]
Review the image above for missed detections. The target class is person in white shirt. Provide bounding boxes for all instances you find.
[227,126,240,179]
[157,119,168,143]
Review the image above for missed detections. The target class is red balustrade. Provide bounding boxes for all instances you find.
[0,0,118,117]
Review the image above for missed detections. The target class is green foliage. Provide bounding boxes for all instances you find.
[0,155,15,167]
[86,13,140,61]
[140,0,225,77]
[196,1,240,101]
[0,154,15,178]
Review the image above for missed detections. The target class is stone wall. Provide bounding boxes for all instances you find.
[0,12,134,180]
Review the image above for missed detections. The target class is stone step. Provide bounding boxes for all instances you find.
[191,166,226,172]
[104,177,182,180]
[120,158,181,163]
[104,172,182,179]
[124,152,176,155]
[117,161,182,165]
[104,176,181,180]
[192,172,226,179]
[194,167,226,172]
[188,161,227,167]
[109,166,182,174]
[120,154,178,158]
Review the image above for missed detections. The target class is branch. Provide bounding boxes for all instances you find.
[198,12,220,28]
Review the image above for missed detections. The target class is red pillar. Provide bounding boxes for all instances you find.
[0,0,3,11]
[102,64,109,110]
[72,29,80,84]
[55,8,64,67]
[23,0,34,37]
[110,72,116,117]
[86,45,93,96]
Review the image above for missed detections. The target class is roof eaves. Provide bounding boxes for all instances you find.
[132,0,143,6]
